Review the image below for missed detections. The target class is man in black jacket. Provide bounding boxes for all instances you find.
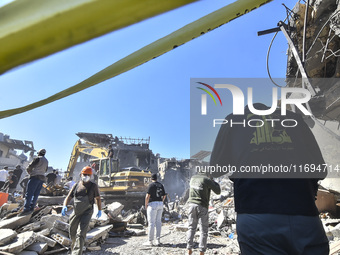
[210,103,329,255]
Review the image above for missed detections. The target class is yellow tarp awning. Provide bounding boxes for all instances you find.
[0,0,272,119]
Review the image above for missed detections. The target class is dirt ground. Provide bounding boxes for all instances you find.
[57,224,240,255]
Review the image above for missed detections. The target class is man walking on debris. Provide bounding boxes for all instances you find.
[144,173,166,246]
[20,149,48,215]
[186,170,221,255]
[210,103,329,255]
[62,166,102,255]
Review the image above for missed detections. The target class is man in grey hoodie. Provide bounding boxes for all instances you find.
[20,149,48,215]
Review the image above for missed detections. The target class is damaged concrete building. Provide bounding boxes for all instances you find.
[69,132,158,178]
[0,132,35,170]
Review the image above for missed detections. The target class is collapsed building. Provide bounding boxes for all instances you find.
[0,132,34,171]
[69,132,159,178]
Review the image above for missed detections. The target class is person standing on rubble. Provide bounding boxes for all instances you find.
[62,166,102,255]
[6,170,18,196]
[210,103,329,255]
[144,173,166,246]
[20,149,48,215]
[0,166,9,190]
[186,171,221,255]
[13,165,23,184]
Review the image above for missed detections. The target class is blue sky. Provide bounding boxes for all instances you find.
[0,0,297,170]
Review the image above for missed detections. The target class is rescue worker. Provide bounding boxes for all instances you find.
[13,165,23,185]
[20,149,48,215]
[62,166,102,255]
[186,171,221,255]
[144,173,166,246]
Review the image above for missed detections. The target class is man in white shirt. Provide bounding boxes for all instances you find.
[0,166,9,190]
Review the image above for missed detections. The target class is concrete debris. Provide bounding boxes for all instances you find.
[40,214,68,230]
[0,214,31,229]
[18,251,38,255]
[52,220,69,233]
[85,225,113,245]
[0,229,16,247]
[25,242,48,255]
[17,221,45,233]
[30,206,52,223]
[0,231,36,254]
[107,202,124,219]
[35,234,57,247]
[36,228,50,236]
[0,175,339,255]
[51,233,72,247]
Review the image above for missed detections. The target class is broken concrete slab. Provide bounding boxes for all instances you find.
[107,202,124,218]
[40,214,68,230]
[26,242,48,255]
[51,233,72,247]
[129,228,146,236]
[0,214,31,229]
[87,246,101,251]
[36,228,50,237]
[0,229,16,246]
[37,196,64,207]
[17,221,45,233]
[18,251,38,255]
[0,231,36,254]
[85,225,113,244]
[53,220,69,233]
[30,206,52,223]
[36,234,57,247]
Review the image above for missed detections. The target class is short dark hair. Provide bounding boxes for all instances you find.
[151,173,157,180]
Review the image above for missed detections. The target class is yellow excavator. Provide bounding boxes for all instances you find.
[65,137,152,205]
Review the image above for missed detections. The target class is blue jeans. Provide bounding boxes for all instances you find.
[147,201,163,241]
[237,214,329,255]
[23,176,44,211]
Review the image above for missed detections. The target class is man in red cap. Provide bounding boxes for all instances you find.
[62,166,102,255]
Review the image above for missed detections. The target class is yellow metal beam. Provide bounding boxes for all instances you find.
[0,0,197,75]
[0,0,272,119]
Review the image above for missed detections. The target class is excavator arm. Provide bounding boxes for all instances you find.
[66,139,108,177]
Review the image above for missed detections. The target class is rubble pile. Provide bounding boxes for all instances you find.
[2,176,340,254]
[0,201,150,255]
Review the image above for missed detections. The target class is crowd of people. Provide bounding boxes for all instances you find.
[0,149,75,206]
[0,114,330,255]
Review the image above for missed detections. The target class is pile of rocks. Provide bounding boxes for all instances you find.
[0,201,147,255]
